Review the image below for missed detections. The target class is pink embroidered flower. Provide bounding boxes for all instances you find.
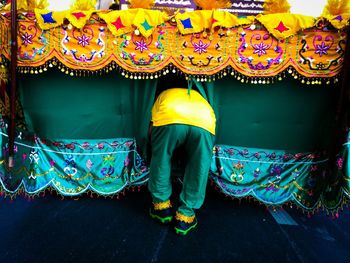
[77,34,91,47]
[253,41,269,56]
[234,162,244,169]
[135,39,148,53]
[310,165,318,172]
[124,156,130,167]
[65,143,75,150]
[86,159,93,170]
[97,143,104,149]
[155,41,161,48]
[336,157,343,170]
[21,32,33,46]
[50,160,55,167]
[193,40,209,55]
[82,142,90,149]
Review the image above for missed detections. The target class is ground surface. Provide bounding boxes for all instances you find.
[1,185,349,263]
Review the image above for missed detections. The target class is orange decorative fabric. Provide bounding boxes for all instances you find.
[0,12,347,80]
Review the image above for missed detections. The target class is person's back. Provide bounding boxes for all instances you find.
[152,88,216,135]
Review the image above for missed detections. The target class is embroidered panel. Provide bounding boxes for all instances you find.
[0,11,347,82]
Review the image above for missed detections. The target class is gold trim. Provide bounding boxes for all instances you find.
[175,211,195,223]
[153,200,172,210]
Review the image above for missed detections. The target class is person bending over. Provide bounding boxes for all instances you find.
[148,76,216,235]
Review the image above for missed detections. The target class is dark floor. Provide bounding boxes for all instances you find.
[0,185,349,263]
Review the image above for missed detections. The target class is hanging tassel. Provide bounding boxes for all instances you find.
[193,0,231,10]
[322,0,350,16]
[128,0,155,9]
[263,0,291,14]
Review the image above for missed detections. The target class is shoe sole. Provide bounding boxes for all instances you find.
[149,211,173,224]
[174,222,198,235]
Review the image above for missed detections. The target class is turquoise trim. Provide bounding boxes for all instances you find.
[0,122,149,196]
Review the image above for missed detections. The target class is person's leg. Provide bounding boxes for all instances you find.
[175,126,214,234]
[148,125,187,222]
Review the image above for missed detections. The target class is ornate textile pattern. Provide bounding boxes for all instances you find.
[0,119,149,196]
[1,119,349,212]
[332,134,350,209]
[0,11,347,82]
[210,144,340,211]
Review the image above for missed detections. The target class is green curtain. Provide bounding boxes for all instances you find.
[18,70,157,158]
[190,77,336,152]
[18,72,336,153]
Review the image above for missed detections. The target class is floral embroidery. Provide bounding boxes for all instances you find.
[61,27,106,63]
[77,34,91,47]
[135,39,148,53]
[120,31,165,65]
[49,160,55,167]
[336,157,343,170]
[254,168,261,178]
[253,41,269,56]
[299,34,343,71]
[86,159,93,170]
[231,161,245,183]
[238,33,283,70]
[21,32,33,46]
[315,41,330,57]
[193,40,209,54]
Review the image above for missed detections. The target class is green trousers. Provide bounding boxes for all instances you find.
[148,124,215,216]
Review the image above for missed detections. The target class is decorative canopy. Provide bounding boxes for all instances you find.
[0,9,349,83]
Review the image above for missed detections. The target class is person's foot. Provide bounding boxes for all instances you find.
[174,212,197,235]
[149,200,173,224]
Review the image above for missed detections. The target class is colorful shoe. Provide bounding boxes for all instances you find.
[149,200,173,224]
[174,212,197,235]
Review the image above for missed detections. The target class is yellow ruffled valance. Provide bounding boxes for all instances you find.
[256,13,316,40]
[0,8,347,39]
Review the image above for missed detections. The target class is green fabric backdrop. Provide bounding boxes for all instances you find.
[18,71,337,153]
[18,70,157,158]
[0,70,345,211]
